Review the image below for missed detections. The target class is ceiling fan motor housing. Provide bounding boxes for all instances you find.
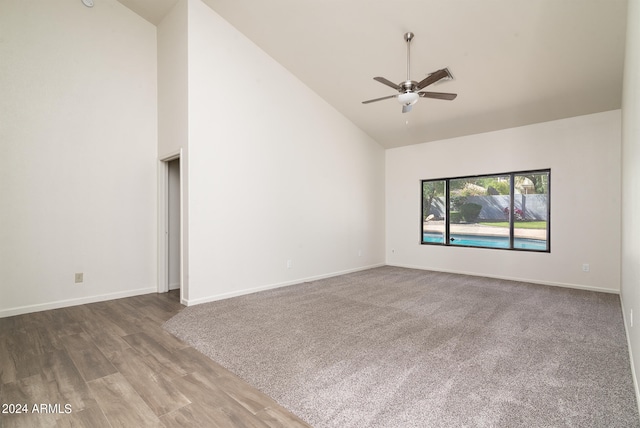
[401,81,418,91]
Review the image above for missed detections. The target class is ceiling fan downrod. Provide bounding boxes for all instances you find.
[404,32,414,82]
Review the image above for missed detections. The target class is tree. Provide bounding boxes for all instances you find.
[483,179,510,195]
[516,174,548,194]
[422,181,444,220]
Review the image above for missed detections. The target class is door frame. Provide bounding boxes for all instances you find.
[158,150,185,303]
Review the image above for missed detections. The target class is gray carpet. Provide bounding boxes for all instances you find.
[163,266,640,427]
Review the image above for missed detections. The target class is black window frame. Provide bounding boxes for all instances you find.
[421,169,551,252]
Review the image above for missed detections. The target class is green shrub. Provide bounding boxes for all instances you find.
[449,211,462,224]
[485,180,510,195]
[449,195,466,211]
[461,203,482,223]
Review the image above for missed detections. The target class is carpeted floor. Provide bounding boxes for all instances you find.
[164,266,640,427]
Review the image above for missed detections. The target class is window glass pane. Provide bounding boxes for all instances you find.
[422,180,445,244]
[449,175,511,248]
[513,172,549,251]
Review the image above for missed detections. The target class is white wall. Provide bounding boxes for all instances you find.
[621,0,640,407]
[386,110,622,293]
[185,0,386,304]
[157,0,187,158]
[0,0,158,316]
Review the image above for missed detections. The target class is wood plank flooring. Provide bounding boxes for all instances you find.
[0,291,311,428]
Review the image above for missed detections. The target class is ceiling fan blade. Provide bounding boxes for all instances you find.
[416,68,451,90]
[373,77,401,91]
[418,91,457,100]
[362,94,398,104]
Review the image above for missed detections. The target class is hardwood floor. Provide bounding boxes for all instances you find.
[0,291,311,428]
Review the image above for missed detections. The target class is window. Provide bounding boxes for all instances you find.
[421,169,550,252]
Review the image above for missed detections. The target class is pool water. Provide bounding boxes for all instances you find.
[422,233,547,251]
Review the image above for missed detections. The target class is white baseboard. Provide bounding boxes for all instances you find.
[184,263,385,307]
[0,287,157,318]
[387,263,620,294]
[169,282,181,291]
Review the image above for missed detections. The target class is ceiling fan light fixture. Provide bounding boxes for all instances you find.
[397,92,419,106]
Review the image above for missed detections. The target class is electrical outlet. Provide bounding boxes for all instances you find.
[582,263,590,272]
[358,249,362,257]
[75,273,84,284]
[286,260,292,269]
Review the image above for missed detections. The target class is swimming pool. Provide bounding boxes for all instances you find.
[422,233,547,251]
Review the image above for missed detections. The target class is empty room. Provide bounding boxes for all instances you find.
[2,0,640,426]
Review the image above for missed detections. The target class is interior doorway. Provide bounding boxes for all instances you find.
[159,151,184,303]
[168,158,181,291]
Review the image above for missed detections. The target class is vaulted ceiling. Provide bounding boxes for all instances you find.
[117,0,628,148]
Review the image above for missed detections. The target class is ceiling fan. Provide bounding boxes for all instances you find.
[362,32,457,113]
